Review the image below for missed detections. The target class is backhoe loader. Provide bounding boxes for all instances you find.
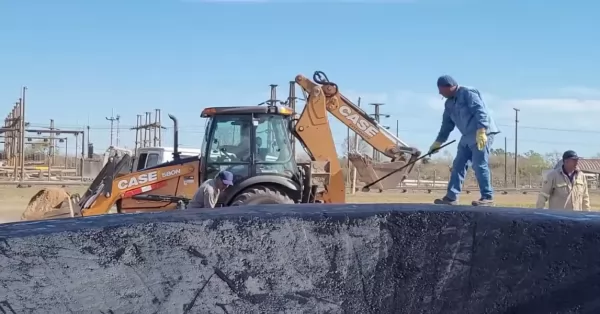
[22,71,421,220]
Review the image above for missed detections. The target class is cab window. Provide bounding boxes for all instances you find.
[146,153,160,168]
[254,114,292,163]
[253,114,295,176]
[136,152,160,170]
[201,117,212,158]
[206,115,252,163]
[204,114,252,184]
[136,153,148,170]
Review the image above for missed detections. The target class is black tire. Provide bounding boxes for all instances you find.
[230,186,294,206]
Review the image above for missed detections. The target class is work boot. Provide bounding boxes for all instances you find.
[434,197,457,205]
[472,198,494,206]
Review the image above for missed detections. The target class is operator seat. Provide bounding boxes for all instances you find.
[256,137,268,162]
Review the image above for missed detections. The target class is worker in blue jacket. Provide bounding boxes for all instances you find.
[429,75,500,206]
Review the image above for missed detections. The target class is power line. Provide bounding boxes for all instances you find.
[502,125,600,134]
[22,123,600,141]
[25,121,600,135]
[17,117,600,153]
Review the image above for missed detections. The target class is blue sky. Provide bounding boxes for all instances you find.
[1,0,599,159]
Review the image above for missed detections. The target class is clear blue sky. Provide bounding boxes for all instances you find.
[1,0,599,158]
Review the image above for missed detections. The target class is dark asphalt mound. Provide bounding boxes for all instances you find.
[1,204,599,314]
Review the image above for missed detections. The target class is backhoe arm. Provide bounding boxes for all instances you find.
[295,72,421,160]
[293,71,421,204]
[293,76,345,203]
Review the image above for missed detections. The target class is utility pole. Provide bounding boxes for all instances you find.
[346,112,350,187]
[351,97,361,195]
[19,86,27,182]
[287,81,297,156]
[513,108,520,189]
[504,137,508,188]
[153,109,161,147]
[49,119,55,164]
[106,110,118,147]
[369,103,390,162]
[396,120,399,137]
[134,115,142,155]
[131,109,164,150]
[86,125,91,158]
[115,115,121,147]
[346,97,361,187]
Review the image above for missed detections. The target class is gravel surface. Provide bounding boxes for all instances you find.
[1,204,600,314]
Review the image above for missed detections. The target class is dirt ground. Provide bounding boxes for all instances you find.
[1,186,600,224]
[0,186,88,223]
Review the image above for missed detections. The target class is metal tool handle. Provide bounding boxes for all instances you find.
[361,140,456,192]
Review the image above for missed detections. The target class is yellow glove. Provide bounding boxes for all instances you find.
[428,141,442,154]
[476,128,487,150]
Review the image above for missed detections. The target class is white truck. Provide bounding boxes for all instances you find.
[132,146,201,171]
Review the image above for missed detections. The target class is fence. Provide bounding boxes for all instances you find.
[343,163,599,191]
[407,167,548,189]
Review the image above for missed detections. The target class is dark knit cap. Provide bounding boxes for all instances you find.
[437,75,458,87]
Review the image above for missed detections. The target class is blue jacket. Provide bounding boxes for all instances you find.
[435,86,500,145]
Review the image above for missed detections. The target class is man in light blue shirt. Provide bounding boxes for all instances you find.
[429,75,500,206]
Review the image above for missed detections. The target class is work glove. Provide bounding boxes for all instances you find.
[476,128,487,151]
[428,141,442,155]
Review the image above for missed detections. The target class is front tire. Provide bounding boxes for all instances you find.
[230,186,294,206]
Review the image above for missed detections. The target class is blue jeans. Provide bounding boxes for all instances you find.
[445,135,494,201]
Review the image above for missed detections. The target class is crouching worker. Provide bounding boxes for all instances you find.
[536,150,590,211]
[188,171,234,209]
[429,75,500,206]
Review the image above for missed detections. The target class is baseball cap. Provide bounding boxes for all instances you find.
[437,75,458,87]
[562,150,580,160]
[218,171,234,186]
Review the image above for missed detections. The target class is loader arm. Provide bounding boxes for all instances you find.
[294,71,421,203]
[81,163,197,216]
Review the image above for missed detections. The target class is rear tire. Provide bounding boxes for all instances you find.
[230,186,294,206]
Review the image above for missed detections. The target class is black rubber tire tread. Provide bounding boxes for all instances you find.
[230,186,294,206]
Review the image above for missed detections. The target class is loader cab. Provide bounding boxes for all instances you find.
[200,105,301,204]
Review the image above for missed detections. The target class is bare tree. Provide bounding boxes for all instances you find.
[544,150,562,166]
[341,134,372,156]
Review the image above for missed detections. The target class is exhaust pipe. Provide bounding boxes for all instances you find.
[168,114,180,161]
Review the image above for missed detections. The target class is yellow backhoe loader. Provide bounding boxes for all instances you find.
[22,71,421,220]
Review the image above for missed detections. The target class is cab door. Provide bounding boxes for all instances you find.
[202,114,253,201]
[119,151,176,213]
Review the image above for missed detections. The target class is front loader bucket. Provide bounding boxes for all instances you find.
[21,187,76,221]
[348,153,412,191]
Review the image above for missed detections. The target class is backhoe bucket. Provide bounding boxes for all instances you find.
[348,153,411,191]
